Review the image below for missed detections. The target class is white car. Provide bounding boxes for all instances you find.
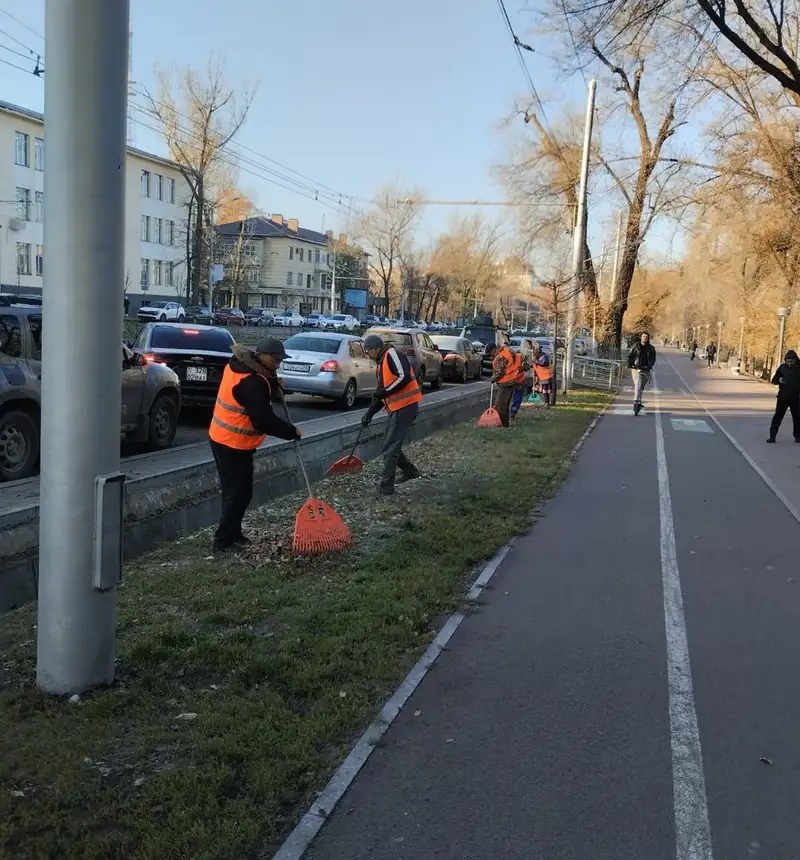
[137,301,185,322]
[305,313,329,328]
[325,314,358,331]
[273,312,305,327]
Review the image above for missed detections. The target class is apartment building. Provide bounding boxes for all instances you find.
[215,214,341,314]
[0,99,190,311]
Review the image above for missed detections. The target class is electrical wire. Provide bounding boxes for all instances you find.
[0,7,43,41]
[0,55,35,74]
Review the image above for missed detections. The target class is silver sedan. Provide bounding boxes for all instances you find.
[278,332,378,409]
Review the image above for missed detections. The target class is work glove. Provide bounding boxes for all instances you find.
[361,398,382,427]
[373,386,388,400]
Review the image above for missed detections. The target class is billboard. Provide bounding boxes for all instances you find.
[344,288,368,309]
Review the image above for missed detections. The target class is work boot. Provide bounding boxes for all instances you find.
[378,483,395,496]
[232,534,250,547]
[766,437,776,444]
[213,541,239,554]
[397,466,421,484]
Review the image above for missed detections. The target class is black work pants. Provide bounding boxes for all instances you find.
[210,440,254,548]
[381,402,419,488]
[494,384,514,428]
[769,396,800,441]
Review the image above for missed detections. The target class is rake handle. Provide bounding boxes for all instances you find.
[282,400,314,499]
[345,423,365,460]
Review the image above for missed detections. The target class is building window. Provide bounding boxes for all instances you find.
[35,245,43,276]
[264,294,278,308]
[14,131,29,167]
[289,246,294,260]
[152,260,162,286]
[315,249,321,264]
[141,215,150,242]
[34,191,43,223]
[306,274,312,289]
[247,266,260,284]
[154,218,163,244]
[299,248,304,262]
[16,243,31,275]
[286,271,293,286]
[141,170,150,198]
[16,187,30,220]
[165,261,174,287]
[166,220,175,245]
[34,137,44,171]
[140,258,150,289]
[156,174,163,201]
[167,177,175,204]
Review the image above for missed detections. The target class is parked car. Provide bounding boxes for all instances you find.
[132,323,234,408]
[273,312,305,327]
[430,335,483,383]
[0,302,180,481]
[213,307,245,326]
[575,337,588,356]
[278,332,377,409]
[244,308,274,326]
[184,305,214,324]
[461,318,510,374]
[362,314,381,327]
[364,326,444,389]
[138,301,185,323]
[305,313,329,329]
[325,314,358,332]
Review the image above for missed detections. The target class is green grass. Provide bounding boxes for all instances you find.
[0,391,610,860]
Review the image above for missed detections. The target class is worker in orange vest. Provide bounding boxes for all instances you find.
[209,338,302,553]
[361,333,424,495]
[532,343,553,407]
[510,350,531,418]
[490,343,519,427]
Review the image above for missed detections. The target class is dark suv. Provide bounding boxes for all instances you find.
[0,301,181,482]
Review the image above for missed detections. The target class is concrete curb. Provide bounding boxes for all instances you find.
[267,394,609,860]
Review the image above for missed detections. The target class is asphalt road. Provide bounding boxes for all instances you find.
[295,360,800,860]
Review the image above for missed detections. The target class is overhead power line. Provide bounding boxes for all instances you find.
[0,7,44,41]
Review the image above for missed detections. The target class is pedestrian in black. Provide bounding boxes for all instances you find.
[767,349,800,444]
[690,341,698,360]
[208,338,301,552]
[706,342,717,368]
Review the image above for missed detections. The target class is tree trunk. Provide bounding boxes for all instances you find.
[185,196,194,304]
[192,177,205,305]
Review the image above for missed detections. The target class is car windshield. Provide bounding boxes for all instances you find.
[432,336,463,351]
[187,306,207,313]
[283,335,341,354]
[464,327,494,345]
[368,329,412,346]
[150,327,233,352]
[146,302,168,309]
[332,315,347,321]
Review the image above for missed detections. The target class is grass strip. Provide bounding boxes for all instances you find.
[0,390,610,860]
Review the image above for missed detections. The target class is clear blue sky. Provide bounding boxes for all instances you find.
[0,0,691,261]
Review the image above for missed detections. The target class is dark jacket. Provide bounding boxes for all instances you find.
[227,345,298,439]
[364,344,415,421]
[628,341,657,371]
[771,351,800,400]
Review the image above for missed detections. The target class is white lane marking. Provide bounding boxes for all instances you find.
[653,382,715,860]
[666,356,800,526]
[670,418,713,433]
[270,401,611,860]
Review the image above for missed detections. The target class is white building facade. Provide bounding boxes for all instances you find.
[0,100,191,311]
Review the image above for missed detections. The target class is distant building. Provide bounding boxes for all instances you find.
[0,99,191,311]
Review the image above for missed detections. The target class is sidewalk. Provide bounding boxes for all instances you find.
[278,355,800,860]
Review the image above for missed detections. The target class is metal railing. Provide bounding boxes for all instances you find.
[570,355,624,390]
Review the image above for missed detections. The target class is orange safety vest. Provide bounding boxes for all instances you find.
[209,365,268,450]
[513,353,526,384]
[534,359,554,382]
[379,348,423,412]
[493,347,518,385]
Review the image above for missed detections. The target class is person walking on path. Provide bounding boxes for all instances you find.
[490,342,519,427]
[628,331,657,416]
[767,349,800,443]
[706,341,717,368]
[208,338,301,553]
[690,340,698,361]
[362,333,423,495]
[531,343,553,407]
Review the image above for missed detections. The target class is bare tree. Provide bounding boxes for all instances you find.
[358,184,423,309]
[142,58,254,303]
[215,217,258,308]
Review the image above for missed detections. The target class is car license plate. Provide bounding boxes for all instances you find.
[186,366,207,382]
[283,363,310,373]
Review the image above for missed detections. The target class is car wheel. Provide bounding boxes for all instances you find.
[338,378,358,410]
[430,370,443,391]
[159,314,167,322]
[474,363,482,380]
[146,395,178,451]
[460,363,468,383]
[177,315,185,322]
[0,409,40,481]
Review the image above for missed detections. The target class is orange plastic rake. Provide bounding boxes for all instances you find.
[325,424,365,477]
[477,384,503,429]
[283,403,353,555]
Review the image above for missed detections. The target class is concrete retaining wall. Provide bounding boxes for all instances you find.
[0,384,489,613]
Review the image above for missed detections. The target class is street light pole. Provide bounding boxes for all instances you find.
[716,320,723,368]
[565,78,597,397]
[738,316,745,374]
[777,307,790,368]
[38,0,130,694]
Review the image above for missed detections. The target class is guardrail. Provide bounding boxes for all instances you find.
[571,355,624,390]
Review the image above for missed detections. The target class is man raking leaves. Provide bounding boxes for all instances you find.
[361,333,423,495]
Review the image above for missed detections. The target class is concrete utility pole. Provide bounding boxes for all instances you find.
[738,316,745,373]
[716,320,723,368]
[610,211,623,309]
[777,307,790,367]
[330,246,337,316]
[564,79,597,396]
[37,0,130,694]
